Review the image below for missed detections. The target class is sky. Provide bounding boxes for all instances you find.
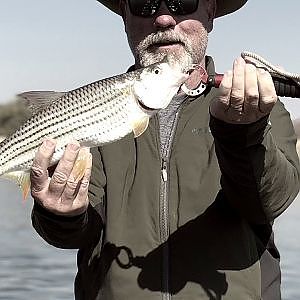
[1,0,300,118]
[1,3,299,296]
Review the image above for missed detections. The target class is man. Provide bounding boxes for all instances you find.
[31,0,300,299]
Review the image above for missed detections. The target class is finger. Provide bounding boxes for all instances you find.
[31,139,56,194]
[244,63,259,114]
[48,141,80,199]
[61,148,90,203]
[210,70,232,117]
[230,57,245,111]
[257,68,277,114]
[218,70,233,107]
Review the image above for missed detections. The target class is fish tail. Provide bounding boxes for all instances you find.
[1,171,31,201]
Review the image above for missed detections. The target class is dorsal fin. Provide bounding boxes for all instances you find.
[17,91,65,115]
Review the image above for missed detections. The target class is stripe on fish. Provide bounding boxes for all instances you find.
[0,56,188,199]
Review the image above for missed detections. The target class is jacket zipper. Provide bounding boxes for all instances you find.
[161,158,170,300]
[159,104,185,300]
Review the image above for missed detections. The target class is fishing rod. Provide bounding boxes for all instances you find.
[207,72,300,98]
[183,51,300,98]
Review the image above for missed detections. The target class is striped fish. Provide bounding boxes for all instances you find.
[0,56,188,198]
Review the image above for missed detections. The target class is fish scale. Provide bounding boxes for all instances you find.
[0,80,134,173]
[0,57,189,198]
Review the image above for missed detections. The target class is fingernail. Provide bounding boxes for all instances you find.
[69,142,80,151]
[258,68,267,74]
[43,139,55,148]
[223,70,232,83]
[234,57,242,65]
[226,70,233,77]
[247,63,256,71]
[81,147,90,154]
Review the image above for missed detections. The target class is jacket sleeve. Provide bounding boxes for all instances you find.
[31,146,106,249]
[209,99,300,224]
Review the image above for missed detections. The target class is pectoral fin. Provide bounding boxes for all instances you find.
[132,116,149,138]
[71,148,90,181]
[1,171,31,200]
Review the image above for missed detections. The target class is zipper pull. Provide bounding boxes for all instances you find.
[161,160,168,182]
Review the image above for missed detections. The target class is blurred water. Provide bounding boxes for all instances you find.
[0,181,76,300]
[0,180,299,300]
[274,196,300,300]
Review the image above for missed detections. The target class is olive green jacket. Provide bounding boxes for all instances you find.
[32,58,300,300]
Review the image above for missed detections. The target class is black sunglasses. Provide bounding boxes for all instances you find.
[127,0,199,17]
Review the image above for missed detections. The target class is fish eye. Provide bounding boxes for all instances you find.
[153,67,161,75]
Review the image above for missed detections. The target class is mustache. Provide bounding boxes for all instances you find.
[138,30,188,51]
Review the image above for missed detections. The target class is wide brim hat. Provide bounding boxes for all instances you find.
[97,0,248,18]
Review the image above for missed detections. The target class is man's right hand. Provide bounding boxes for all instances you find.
[30,139,92,217]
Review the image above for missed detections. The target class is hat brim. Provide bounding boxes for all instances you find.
[97,0,248,18]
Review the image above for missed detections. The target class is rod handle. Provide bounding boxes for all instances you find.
[207,74,300,98]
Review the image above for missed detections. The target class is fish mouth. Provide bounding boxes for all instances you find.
[136,98,158,113]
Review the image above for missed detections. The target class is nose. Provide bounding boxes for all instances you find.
[153,2,177,30]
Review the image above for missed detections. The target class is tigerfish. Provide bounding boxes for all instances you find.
[0,56,189,198]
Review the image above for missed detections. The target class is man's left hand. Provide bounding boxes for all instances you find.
[210,57,277,124]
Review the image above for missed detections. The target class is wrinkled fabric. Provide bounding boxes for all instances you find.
[32,57,300,300]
